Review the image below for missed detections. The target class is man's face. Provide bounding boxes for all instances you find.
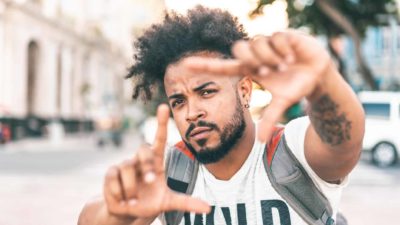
[164,53,247,164]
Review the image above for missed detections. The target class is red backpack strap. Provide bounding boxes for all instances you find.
[173,141,195,160]
[265,126,285,166]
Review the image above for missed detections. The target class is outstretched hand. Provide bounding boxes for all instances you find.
[103,104,210,219]
[182,31,333,143]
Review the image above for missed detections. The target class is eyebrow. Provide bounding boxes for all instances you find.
[168,81,217,100]
[193,81,216,92]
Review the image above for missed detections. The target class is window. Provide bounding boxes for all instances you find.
[362,103,391,120]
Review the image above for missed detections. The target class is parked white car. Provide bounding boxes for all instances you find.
[359,91,400,167]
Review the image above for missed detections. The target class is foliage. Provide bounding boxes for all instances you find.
[252,0,398,38]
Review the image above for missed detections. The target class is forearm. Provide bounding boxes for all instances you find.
[307,62,365,152]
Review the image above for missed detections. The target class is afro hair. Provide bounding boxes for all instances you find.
[126,5,248,101]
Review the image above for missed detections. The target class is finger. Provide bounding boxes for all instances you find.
[137,147,156,184]
[104,166,128,215]
[182,56,243,76]
[257,98,289,143]
[285,30,319,60]
[119,159,138,199]
[104,193,129,216]
[250,36,284,69]
[153,104,169,158]
[269,32,295,64]
[168,192,211,214]
[232,40,263,69]
[105,166,125,200]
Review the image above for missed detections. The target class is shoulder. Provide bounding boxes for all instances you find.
[284,116,310,145]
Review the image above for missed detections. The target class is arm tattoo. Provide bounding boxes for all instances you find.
[309,94,352,146]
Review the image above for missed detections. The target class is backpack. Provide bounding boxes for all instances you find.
[164,127,341,225]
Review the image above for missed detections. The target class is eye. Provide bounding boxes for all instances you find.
[200,89,217,96]
[171,99,185,108]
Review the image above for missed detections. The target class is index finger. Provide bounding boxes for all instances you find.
[182,56,243,76]
[152,104,170,162]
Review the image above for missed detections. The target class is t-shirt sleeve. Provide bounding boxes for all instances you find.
[283,116,348,215]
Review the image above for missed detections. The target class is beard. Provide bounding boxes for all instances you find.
[183,94,246,164]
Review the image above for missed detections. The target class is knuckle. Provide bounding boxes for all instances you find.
[272,31,285,39]
[105,166,119,180]
[138,150,154,162]
[231,42,243,56]
[252,36,267,45]
[136,149,146,160]
[233,40,248,51]
[140,161,154,172]
[121,159,133,169]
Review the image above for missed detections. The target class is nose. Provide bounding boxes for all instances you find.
[185,104,205,123]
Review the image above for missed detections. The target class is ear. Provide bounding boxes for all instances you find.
[237,76,253,102]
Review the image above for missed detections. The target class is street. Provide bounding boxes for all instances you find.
[0,136,399,225]
[0,133,143,225]
[340,154,400,225]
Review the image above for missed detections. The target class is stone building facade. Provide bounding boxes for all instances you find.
[0,0,160,139]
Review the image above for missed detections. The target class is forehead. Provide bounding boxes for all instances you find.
[164,52,234,95]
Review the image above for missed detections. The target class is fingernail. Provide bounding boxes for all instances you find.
[286,55,295,64]
[128,199,138,206]
[144,172,156,183]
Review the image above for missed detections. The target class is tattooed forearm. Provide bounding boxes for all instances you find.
[309,94,352,146]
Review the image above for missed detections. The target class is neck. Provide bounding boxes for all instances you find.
[204,118,255,180]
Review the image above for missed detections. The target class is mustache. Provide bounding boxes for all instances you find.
[185,120,220,140]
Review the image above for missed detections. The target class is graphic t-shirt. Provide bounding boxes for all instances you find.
[161,116,348,225]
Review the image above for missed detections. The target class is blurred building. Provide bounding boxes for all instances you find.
[340,17,400,91]
[0,0,165,140]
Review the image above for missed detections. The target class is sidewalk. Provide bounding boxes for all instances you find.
[0,131,143,225]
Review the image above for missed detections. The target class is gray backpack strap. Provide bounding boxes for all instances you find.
[263,128,336,225]
[164,144,199,225]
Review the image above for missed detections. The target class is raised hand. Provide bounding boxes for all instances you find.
[182,31,334,143]
[103,104,210,219]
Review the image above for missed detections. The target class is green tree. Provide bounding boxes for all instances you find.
[251,0,398,90]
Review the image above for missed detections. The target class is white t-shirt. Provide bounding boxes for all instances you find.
[161,116,348,225]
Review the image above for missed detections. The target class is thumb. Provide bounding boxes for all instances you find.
[257,98,289,143]
[166,192,211,214]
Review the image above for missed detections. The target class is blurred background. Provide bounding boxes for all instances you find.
[0,0,399,224]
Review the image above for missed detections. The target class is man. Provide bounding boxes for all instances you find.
[79,6,364,225]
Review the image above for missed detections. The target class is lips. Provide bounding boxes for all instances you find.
[190,127,213,139]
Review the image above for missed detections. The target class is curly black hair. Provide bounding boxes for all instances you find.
[126,5,248,101]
